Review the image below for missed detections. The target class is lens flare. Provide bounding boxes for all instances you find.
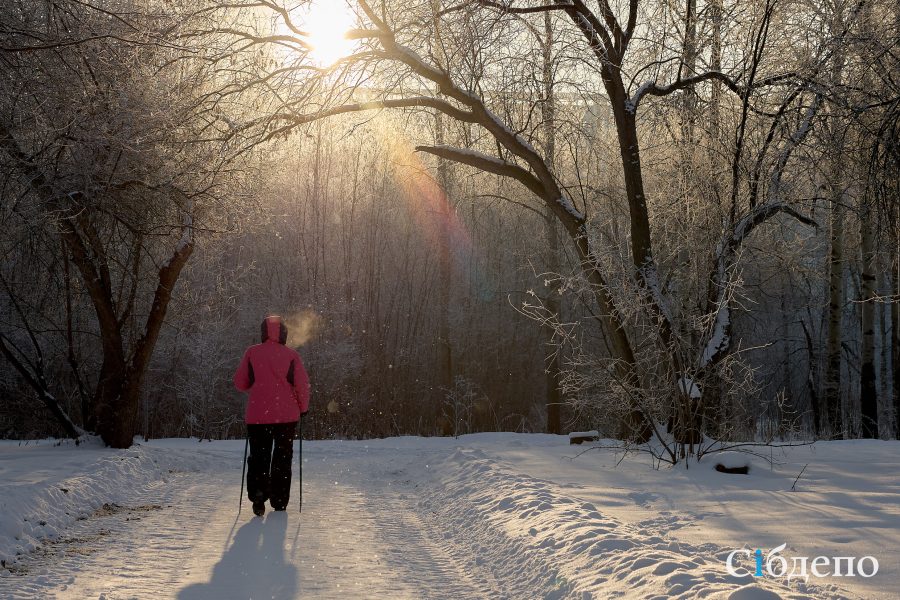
[385,132,494,301]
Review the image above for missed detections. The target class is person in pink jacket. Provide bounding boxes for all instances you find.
[233,315,310,516]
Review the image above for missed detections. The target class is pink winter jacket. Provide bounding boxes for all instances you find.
[233,317,310,424]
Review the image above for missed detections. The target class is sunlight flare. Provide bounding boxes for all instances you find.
[297,1,356,66]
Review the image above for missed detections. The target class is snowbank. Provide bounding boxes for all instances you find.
[0,438,224,569]
[419,445,852,599]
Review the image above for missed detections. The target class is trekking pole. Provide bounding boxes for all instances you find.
[238,436,248,514]
[298,416,303,513]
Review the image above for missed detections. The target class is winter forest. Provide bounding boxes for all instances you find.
[1,0,898,455]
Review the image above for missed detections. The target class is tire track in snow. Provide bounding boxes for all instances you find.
[300,443,492,599]
[358,475,492,599]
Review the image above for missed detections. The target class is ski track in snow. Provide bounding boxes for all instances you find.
[0,439,866,600]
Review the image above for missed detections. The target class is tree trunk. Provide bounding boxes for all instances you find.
[857,0,879,440]
[541,11,561,435]
[892,204,900,438]
[681,0,698,144]
[894,258,900,439]
[799,317,821,434]
[708,0,723,141]
[607,78,655,277]
[859,211,878,438]
[435,111,453,397]
[824,192,844,438]
[430,1,453,406]
[92,355,127,444]
[823,43,846,439]
[94,237,194,448]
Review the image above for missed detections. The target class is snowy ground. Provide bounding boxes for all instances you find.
[0,434,897,599]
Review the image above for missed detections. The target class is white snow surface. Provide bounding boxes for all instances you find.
[1,434,898,599]
[709,450,756,470]
[678,377,702,399]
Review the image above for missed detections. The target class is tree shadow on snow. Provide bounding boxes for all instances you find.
[179,512,297,600]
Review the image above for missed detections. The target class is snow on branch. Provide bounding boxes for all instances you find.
[702,201,818,368]
[639,262,675,326]
[164,199,194,270]
[175,200,194,253]
[768,93,822,202]
[700,303,730,368]
[568,5,614,65]
[0,325,86,440]
[726,202,818,254]
[368,30,564,205]
[473,1,569,16]
[554,195,584,221]
[415,145,546,199]
[627,71,741,114]
[627,70,799,114]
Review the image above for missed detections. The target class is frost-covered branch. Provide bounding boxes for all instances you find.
[415,145,545,198]
[767,94,823,202]
[250,97,477,143]
[701,202,818,369]
[0,273,86,440]
[0,333,86,440]
[174,200,194,255]
[628,71,741,113]
[473,1,568,15]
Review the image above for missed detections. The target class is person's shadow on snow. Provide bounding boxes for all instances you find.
[178,512,297,600]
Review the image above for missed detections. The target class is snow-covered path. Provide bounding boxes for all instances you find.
[3,435,897,599]
[1,442,489,599]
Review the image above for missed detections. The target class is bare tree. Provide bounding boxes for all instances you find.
[0,0,238,447]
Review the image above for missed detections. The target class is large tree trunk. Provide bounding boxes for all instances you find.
[600,68,677,443]
[606,77,656,278]
[91,227,194,448]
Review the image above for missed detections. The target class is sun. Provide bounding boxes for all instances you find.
[298,1,357,66]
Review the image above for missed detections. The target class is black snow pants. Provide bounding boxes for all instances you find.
[246,421,297,509]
